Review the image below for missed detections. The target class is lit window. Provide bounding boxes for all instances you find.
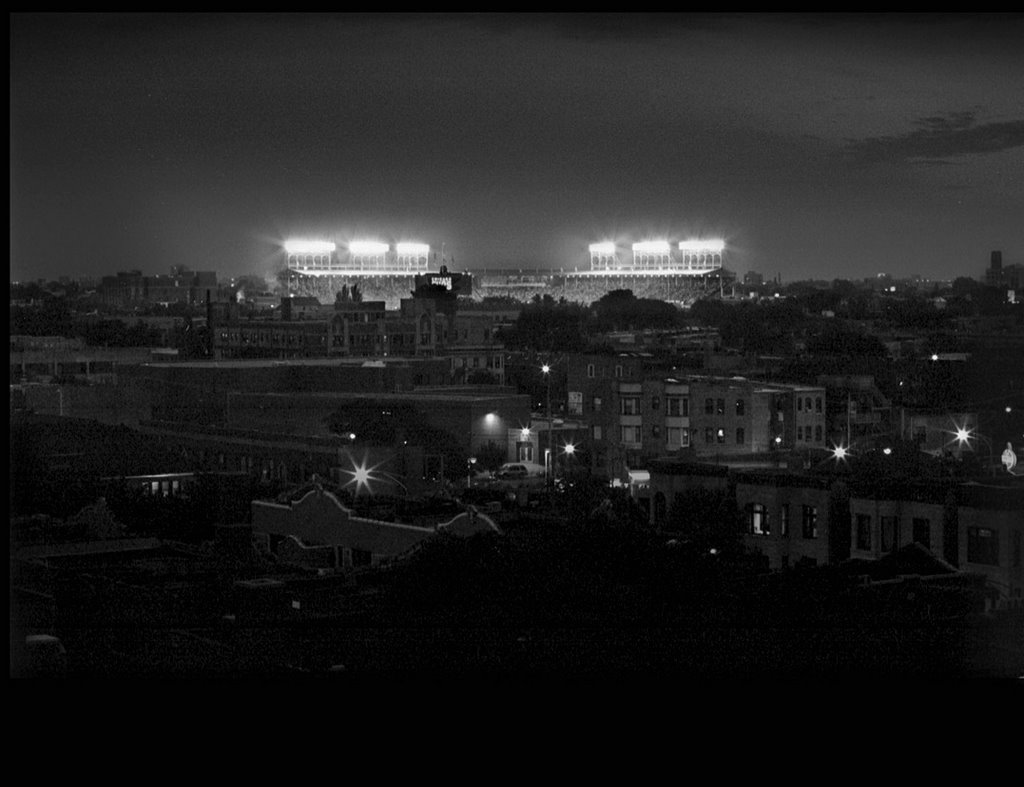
[748,503,770,535]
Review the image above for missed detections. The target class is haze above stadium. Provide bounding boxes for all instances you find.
[11,12,1024,284]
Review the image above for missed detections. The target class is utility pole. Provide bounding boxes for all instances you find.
[542,363,552,489]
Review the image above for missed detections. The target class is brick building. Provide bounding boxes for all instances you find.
[565,353,826,481]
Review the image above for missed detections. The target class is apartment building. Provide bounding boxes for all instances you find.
[566,353,826,480]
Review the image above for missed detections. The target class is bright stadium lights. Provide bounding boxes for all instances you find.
[284,240,336,254]
[396,242,430,256]
[632,241,671,254]
[589,242,616,255]
[678,239,725,253]
[349,241,389,255]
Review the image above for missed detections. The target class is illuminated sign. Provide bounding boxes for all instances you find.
[430,276,453,290]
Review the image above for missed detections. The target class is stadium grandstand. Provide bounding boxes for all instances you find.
[281,237,733,308]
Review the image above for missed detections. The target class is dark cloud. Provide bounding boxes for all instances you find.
[842,111,1024,165]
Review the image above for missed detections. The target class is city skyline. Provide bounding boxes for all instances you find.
[11,12,1024,284]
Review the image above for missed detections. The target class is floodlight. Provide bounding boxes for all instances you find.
[632,241,671,254]
[678,239,725,253]
[349,241,389,255]
[589,242,616,255]
[396,242,430,256]
[284,240,336,254]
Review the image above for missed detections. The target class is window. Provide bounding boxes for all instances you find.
[797,426,803,441]
[705,428,714,444]
[667,427,685,448]
[780,504,790,537]
[651,396,660,410]
[802,505,818,539]
[967,527,999,565]
[716,428,726,444]
[620,396,640,415]
[736,427,745,444]
[856,514,872,551]
[705,398,714,415]
[716,398,725,415]
[815,425,822,442]
[797,397,803,411]
[614,365,623,378]
[815,397,822,413]
[912,518,931,550]
[651,425,661,438]
[880,516,900,552]
[666,397,689,417]
[620,425,642,446]
[593,425,602,440]
[736,399,745,416]
[748,503,770,535]
[805,397,812,411]
[593,396,602,412]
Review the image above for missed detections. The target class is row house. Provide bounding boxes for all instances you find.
[566,354,827,481]
[214,296,506,381]
[645,458,1023,605]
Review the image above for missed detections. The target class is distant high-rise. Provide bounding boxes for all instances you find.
[985,249,1004,287]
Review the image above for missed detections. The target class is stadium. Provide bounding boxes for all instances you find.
[282,238,734,309]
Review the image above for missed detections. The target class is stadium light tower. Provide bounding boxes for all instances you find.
[348,240,390,272]
[396,242,430,272]
[284,240,336,273]
[632,240,672,271]
[589,242,617,272]
[678,239,725,271]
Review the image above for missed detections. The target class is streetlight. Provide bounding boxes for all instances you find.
[542,363,552,488]
[467,456,477,488]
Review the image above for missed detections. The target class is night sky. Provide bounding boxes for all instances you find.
[10,13,1024,285]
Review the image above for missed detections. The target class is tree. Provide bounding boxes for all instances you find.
[665,487,745,555]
